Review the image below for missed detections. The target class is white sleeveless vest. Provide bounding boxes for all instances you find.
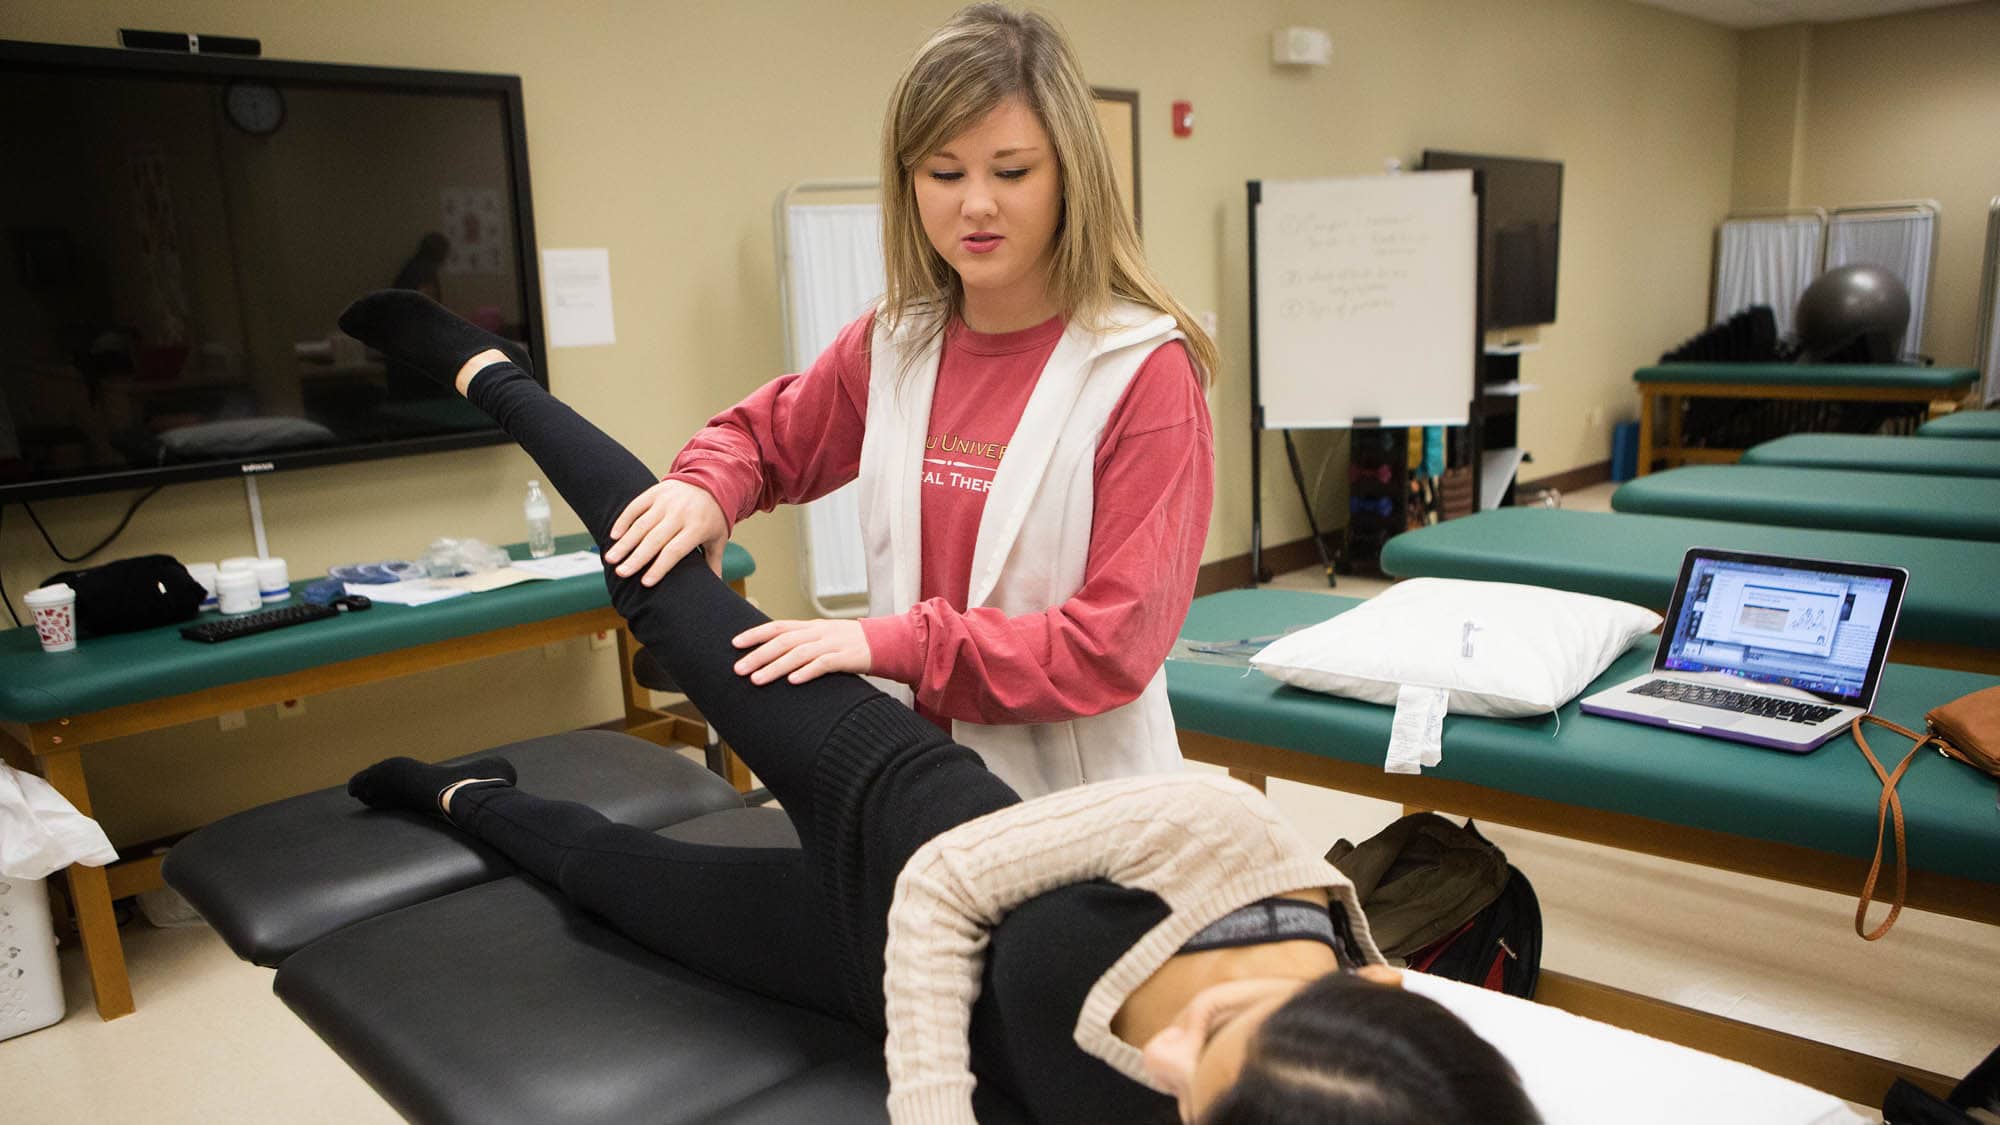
[856,302,1187,798]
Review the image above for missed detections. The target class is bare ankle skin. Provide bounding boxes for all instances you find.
[455,348,511,395]
[437,776,507,816]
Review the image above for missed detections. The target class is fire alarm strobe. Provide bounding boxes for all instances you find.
[1172,100,1193,138]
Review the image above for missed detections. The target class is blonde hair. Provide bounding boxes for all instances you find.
[877,3,1216,384]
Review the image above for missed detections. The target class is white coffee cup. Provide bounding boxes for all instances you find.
[216,569,262,615]
[254,557,290,603]
[23,583,79,653]
[186,562,220,611]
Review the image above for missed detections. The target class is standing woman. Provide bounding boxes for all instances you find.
[606,4,1218,796]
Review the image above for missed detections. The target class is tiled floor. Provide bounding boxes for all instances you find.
[8,483,1994,1121]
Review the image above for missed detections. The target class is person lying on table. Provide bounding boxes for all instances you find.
[335,287,1539,1125]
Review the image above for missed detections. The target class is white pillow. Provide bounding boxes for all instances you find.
[1402,973,1866,1125]
[1249,578,1661,717]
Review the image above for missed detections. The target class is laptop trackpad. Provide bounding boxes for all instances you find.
[1658,703,1745,730]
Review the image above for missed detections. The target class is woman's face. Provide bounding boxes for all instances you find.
[1140,965,1405,1123]
[913,95,1063,329]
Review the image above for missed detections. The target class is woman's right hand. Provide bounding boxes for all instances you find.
[606,480,729,585]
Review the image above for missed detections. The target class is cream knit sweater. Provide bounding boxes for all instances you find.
[880,773,1383,1124]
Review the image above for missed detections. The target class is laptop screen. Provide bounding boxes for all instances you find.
[1659,552,1903,703]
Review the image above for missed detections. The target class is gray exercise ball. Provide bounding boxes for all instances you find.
[1794,264,1910,363]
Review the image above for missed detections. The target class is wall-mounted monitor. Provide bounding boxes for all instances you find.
[0,38,545,504]
[1420,150,1562,330]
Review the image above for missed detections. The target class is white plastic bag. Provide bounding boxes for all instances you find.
[0,764,118,880]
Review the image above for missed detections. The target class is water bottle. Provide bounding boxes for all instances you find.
[524,480,555,558]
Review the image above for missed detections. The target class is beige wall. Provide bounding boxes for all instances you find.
[1,0,1740,842]
[1730,24,1811,210]
[1788,1,1999,368]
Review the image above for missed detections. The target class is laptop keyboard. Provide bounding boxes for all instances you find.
[1632,680,1843,725]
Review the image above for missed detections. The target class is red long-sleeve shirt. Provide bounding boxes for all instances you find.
[667,311,1213,726]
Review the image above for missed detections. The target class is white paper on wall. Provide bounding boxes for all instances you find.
[541,248,617,348]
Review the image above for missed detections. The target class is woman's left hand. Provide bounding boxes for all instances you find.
[732,618,873,685]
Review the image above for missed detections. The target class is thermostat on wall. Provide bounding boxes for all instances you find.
[1272,27,1332,67]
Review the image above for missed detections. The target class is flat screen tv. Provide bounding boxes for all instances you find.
[0,39,545,504]
[1420,150,1562,331]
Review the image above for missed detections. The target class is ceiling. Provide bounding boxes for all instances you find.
[1629,0,1976,29]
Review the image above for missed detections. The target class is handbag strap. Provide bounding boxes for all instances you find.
[1849,714,1943,941]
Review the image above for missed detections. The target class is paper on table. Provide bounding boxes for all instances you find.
[541,248,616,348]
[345,579,468,607]
[341,552,600,607]
[436,568,540,594]
[509,550,604,579]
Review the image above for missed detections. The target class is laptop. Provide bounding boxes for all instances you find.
[1579,548,1908,753]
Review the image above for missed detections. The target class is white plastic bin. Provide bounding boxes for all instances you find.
[0,875,65,1040]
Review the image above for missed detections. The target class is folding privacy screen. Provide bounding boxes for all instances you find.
[1712,200,1938,363]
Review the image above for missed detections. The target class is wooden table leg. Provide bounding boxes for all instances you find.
[723,742,754,792]
[34,745,134,1020]
[1636,389,1656,477]
[1228,768,1268,793]
[1663,391,1685,470]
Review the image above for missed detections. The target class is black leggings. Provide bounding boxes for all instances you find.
[446,361,1020,1029]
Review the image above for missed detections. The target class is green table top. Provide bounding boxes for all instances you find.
[1920,411,2000,439]
[1377,508,2000,650]
[1634,363,1977,389]
[1743,434,2000,479]
[0,535,754,725]
[1171,589,2000,884]
[1611,464,2000,542]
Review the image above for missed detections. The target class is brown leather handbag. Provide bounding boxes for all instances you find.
[1850,685,2000,940]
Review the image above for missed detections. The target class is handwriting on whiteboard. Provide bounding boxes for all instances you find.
[1274,211,1433,322]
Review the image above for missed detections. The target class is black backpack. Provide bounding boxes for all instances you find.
[1329,814,1544,999]
[1402,858,1542,998]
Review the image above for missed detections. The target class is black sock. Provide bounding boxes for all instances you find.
[347,755,517,814]
[337,289,530,387]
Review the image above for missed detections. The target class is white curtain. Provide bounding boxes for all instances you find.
[1713,215,1823,339]
[1981,202,2000,404]
[1825,208,1935,362]
[1985,293,2000,403]
[783,201,883,605]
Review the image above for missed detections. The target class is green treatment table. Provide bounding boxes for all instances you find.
[1920,410,2000,440]
[1377,508,2000,675]
[1610,464,2000,542]
[1170,587,1999,1103]
[1743,433,2000,479]
[1633,363,1978,475]
[0,536,754,1020]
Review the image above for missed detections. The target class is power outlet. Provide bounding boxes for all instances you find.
[218,709,247,732]
[276,697,306,719]
[1584,405,1605,430]
[590,630,615,651]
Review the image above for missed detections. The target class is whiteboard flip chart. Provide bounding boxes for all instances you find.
[1252,172,1476,428]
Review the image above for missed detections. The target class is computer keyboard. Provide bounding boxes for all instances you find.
[179,596,371,643]
[1632,679,1842,725]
